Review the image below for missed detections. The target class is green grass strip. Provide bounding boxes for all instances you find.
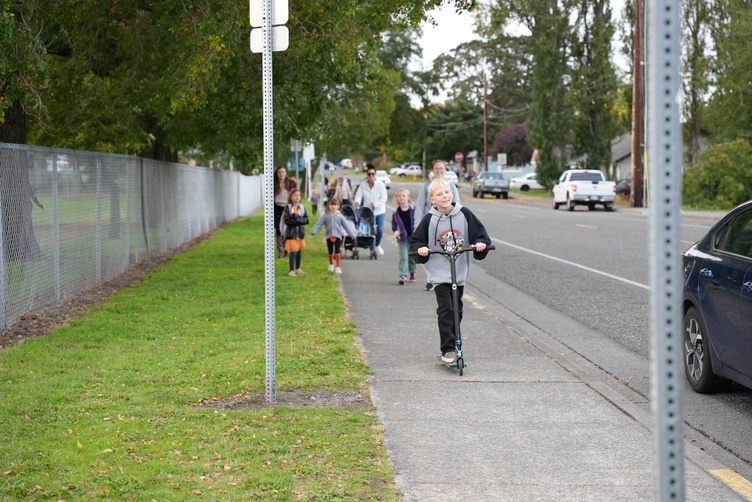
[0,210,400,501]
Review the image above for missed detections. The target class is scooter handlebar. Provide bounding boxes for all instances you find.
[408,245,495,258]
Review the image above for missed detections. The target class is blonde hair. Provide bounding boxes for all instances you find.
[428,177,450,197]
[394,188,412,204]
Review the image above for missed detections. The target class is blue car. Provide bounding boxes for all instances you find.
[682,200,752,393]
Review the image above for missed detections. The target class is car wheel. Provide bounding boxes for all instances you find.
[479,191,484,199]
[604,203,614,212]
[399,174,406,177]
[521,185,529,192]
[683,307,731,393]
[567,195,575,211]
[502,192,509,200]
[553,198,560,210]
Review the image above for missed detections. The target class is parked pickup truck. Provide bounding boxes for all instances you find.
[472,171,509,199]
[552,169,615,211]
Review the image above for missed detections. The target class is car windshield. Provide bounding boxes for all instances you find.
[483,173,504,180]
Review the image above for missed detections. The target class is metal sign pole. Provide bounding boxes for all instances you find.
[261,0,277,403]
[647,0,684,498]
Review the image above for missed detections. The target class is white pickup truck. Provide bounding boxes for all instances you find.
[552,169,616,211]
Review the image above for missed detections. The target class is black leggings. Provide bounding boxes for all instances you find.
[289,251,301,271]
[326,238,342,255]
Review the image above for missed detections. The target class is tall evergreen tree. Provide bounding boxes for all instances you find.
[569,0,618,176]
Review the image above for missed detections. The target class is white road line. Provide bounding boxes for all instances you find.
[491,237,650,291]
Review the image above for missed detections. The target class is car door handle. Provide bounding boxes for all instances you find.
[700,267,713,277]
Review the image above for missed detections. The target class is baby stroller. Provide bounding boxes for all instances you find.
[354,206,377,260]
[341,202,359,259]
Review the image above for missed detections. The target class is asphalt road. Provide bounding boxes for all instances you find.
[371,174,752,477]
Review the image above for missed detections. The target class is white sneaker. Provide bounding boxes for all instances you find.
[335,267,342,274]
[328,264,335,272]
[376,245,384,255]
[441,350,456,363]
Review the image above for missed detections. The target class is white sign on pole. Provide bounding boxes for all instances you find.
[250,26,289,53]
[249,0,288,27]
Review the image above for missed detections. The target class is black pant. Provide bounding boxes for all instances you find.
[434,283,463,353]
[326,238,342,255]
[274,204,285,236]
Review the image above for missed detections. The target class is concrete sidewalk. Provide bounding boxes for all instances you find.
[338,231,746,501]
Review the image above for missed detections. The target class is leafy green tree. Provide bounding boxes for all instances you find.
[6,0,475,163]
[705,0,752,144]
[0,1,46,144]
[681,0,711,165]
[424,98,484,165]
[481,0,576,189]
[683,139,752,209]
[569,0,619,175]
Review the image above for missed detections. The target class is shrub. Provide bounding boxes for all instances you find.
[683,138,752,210]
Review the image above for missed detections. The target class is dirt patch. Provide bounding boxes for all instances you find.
[198,390,371,410]
[0,232,214,349]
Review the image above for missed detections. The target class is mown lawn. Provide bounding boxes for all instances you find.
[0,210,400,501]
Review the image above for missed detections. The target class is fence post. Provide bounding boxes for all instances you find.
[0,170,6,332]
[53,156,61,301]
[96,157,102,283]
[140,157,150,257]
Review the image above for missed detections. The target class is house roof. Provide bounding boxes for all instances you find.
[611,134,632,163]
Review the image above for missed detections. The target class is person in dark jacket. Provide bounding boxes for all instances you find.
[274,166,297,258]
[281,189,308,276]
[410,178,491,363]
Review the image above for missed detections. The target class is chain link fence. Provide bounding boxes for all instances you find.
[0,143,262,331]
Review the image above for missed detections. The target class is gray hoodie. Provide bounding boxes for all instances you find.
[410,202,490,286]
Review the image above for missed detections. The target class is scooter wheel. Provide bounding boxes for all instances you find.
[457,357,464,376]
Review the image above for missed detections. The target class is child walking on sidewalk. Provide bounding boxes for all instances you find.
[311,198,357,274]
[410,178,491,363]
[281,189,309,276]
[391,189,416,285]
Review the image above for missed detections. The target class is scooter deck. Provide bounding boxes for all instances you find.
[437,356,464,369]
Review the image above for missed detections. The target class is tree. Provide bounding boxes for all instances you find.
[683,139,752,209]
[424,98,484,164]
[569,0,619,176]
[482,0,576,189]
[705,0,752,144]
[682,0,711,165]
[490,123,533,166]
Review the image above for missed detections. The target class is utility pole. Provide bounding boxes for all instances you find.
[483,72,488,172]
[631,0,645,207]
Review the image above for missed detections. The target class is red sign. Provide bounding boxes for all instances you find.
[454,152,464,162]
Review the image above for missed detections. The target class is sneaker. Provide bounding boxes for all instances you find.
[328,264,335,272]
[335,267,343,274]
[441,350,456,363]
[425,282,434,291]
[296,268,305,275]
[376,245,384,256]
[399,276,406,285]
[409,274,416,282]
[288,270,296,276]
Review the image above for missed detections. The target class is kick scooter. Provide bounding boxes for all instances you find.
[411,245,495,376]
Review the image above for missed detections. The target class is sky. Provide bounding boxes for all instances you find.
[414,1,628,73]
[413,4,476,72]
